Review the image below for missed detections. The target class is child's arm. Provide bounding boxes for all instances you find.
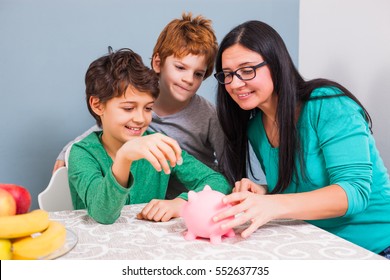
[115,133,185,222]
[137,151,233,223]
[175,151,232,198]
[113,133,183,187]
[68,136,131,224]
[69,132,183,224]
[136,198,186,222]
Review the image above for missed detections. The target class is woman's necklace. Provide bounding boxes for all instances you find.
[263,116,279,148]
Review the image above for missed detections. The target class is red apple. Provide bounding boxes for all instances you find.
[0,184,31,214]
[0,188,16,216]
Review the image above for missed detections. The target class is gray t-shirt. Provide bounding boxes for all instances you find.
[149,95,223,169]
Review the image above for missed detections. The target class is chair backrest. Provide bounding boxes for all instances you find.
[38,166,73,211]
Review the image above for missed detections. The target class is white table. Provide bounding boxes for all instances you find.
[50,204,385,260]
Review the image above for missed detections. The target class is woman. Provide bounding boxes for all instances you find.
[212,20,390,258]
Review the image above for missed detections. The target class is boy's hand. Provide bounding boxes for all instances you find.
[119,133,183,174]
[52,160,66,174]
[136,198,186,222]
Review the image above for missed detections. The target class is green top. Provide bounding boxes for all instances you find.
[248,87,390,253]
[68,130,231,224]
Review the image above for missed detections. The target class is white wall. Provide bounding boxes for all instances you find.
[299,0,390,169]
[0,0,299,209]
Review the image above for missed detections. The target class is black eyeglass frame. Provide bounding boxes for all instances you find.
[214,61,268,85]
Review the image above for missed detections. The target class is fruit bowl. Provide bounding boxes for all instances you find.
[39,229,78,260]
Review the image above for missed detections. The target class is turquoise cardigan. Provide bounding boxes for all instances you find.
[248,87,390,253]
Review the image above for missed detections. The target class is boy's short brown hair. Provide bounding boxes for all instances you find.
[152,12,218,79]
[86,48,159,126]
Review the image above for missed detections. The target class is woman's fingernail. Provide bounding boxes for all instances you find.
[177,157,183,165]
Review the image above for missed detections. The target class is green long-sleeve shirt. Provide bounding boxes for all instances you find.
[68,131,231,224]
[248,87,390,253]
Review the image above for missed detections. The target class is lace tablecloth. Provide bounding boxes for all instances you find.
[50,204,384,260]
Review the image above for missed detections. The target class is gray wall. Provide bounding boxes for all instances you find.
[0,0,299,209]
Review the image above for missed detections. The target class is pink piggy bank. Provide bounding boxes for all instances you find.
[181,185,235,244]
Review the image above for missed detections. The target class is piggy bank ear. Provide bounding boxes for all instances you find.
[188,191,197,202]
[203,185,212,191]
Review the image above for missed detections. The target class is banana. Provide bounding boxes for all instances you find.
[0,239,12,260]
[0,209,50,239]
[12,220,66,260]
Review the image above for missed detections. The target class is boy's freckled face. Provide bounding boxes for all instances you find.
[99,86,155,146]
[157,54,207,102]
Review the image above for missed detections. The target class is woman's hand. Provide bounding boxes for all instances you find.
[233,178,267,194]
[137,197,186,222]
[213,192,284,238]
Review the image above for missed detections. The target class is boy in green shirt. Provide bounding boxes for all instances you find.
[67,48,231,224]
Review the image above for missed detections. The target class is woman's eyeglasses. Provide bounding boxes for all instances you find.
[214,61,267,85]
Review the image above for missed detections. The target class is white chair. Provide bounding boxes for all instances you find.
[38,144,74,211]
[38,167,73,211]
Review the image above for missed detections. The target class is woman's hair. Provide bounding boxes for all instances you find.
[152,12,218,79]
[85,47,159,126]
[215,20,371,193]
